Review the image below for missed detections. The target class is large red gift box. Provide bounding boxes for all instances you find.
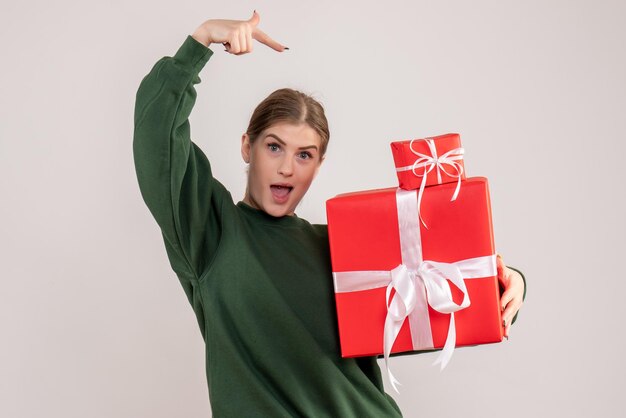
[390,133,466,191]
[326,177,504,360]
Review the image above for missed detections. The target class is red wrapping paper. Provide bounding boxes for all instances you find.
[326,177,503,358]
[391,133,466,191]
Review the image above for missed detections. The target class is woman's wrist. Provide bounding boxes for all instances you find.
[192,25,213,47]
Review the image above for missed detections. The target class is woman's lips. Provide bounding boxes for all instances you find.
[270,185,293,204]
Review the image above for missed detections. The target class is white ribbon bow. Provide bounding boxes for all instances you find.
[395,138,465,229]
[384,261,470,392]
[334,254,496,393]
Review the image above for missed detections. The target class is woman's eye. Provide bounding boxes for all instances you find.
[298,151,313,160]
[268,143,280,152]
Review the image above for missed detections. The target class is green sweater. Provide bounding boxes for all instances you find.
[133,35,404,417]
[133,34,526,417]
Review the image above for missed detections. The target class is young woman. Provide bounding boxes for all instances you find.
[133,11,526,417]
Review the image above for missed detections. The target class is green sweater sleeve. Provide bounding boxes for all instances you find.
[133,35,229,290]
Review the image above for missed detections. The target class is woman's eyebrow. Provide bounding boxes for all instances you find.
[264,133,318,151]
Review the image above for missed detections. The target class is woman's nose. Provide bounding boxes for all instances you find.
[278,156,294,176]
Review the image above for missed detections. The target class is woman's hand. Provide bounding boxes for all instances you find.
[496,254,524,338]
[192,10,288,54]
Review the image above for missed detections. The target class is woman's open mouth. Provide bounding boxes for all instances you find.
[270,184,293,204]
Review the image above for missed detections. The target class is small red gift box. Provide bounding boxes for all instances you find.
[326,177,503,368]
[391,133,466,191]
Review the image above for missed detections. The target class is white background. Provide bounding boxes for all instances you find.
[1,0,624,416]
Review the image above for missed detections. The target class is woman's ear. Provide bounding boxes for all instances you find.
[241,133,251,163]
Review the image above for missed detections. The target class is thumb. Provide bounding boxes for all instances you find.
[248,10,260,26]
[496,254,505,280]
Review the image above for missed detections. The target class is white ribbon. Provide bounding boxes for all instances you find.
[395,138,465,229]
[332,188,497,393]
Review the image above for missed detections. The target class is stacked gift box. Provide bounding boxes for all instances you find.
[326,133,504,388]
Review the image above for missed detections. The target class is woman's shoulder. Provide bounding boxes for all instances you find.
[311,223,328,235]
[308,223,329,244]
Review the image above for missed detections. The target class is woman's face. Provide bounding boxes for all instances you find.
[241,121,324,217]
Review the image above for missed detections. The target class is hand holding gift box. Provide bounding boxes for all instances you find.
[327,133,525,392]
[327,179,501,391]
[496,254,526,338]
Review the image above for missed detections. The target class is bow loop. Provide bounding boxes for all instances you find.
[418,261,470,314]
[386,264,417,320]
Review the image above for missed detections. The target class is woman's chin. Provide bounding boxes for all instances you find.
[262,198,297,217]
[246,192,297,217]
[265,205,294,218]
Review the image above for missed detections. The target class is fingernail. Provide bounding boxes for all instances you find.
[504,335,509,341]
[502,319,507,327]
[284,47,290,50]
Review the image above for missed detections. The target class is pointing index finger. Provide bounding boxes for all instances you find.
[252,27,288,52]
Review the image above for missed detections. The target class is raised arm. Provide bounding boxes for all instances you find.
[133,12,288,294]
[133,35,224,286]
